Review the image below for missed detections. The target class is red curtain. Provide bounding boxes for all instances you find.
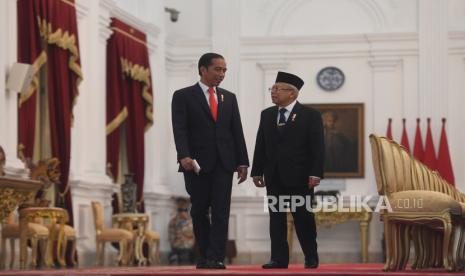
[106,18,153,210]
[17,0,82,224]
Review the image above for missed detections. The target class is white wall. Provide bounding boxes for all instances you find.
[163,0,465,262]
[1,0,464,266]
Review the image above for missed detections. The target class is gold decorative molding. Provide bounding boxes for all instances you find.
[315,210,372,228]
[0,188,34,222]
[0,176,43,222]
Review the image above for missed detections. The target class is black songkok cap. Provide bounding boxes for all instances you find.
[275,71,304,90]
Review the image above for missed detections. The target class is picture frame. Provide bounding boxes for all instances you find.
[304,103,364,178]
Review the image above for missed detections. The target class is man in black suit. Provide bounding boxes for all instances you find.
[171,53,249,269]
[251,71,324,269]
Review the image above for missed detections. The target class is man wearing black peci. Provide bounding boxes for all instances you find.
[171,53,249,269]
[251,71,325,269]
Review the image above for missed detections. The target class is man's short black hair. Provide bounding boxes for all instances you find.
[198,53,224,76]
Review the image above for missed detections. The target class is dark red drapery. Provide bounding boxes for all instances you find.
[106,18,153,210]
[17,0,82,224]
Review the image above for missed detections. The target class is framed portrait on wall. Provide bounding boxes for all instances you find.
[304,103,364,178]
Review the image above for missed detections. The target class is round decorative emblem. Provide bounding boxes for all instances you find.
[316,67,345,91]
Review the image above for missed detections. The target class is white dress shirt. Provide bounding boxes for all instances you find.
[198,81,217,106]
[277,99,297,125]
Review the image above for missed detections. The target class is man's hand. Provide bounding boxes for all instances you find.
[180,157,194,171]
[237,166,248,184]
[253,176,266,187]
[308,176,320,189]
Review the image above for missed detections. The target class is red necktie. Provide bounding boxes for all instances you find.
[208,87,218,121]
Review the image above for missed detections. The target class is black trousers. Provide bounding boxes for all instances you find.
[183,164,233,262]
[266,172,318,264]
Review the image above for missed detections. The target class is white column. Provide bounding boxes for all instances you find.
[144,19,171,196]
[1,0,27,176]
[257,61,289,108]
[418,0,448,138]
[70,0,113,184]
[368,59,403,138]
[368,58,402,197]
[68,0,117,265]
[0,0,9,156]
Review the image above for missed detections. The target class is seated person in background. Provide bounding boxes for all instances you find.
[168,197,195,265]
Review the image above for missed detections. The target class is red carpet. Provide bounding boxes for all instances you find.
[1,264,465,276]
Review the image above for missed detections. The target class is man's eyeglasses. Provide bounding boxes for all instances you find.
[268,87,294,93]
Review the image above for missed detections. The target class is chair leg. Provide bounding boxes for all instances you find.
[383,217,392,271]
[442,219,453,271]
[95,240,101,266]
[451,225,461,271]
[30,237,38,268]
[71,238,77,266]
[9,238,15,269]
[100,241,106,266]
[118,240,126,266]
[458,223,465,270]
[400,225,411,270]
[58,237,67,267]
[146,240,153,264]
[155,239,160,264]
[0,237,6,269]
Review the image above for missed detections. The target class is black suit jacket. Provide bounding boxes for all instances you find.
[171,83,249,173]
[251,102,324,188]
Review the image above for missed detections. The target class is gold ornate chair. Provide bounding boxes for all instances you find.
[0,212,49,269]
[116,193,161,265]
[18,207,68,268]
[370,134,464,271]
[28,158,78,266]
[91,201,133,266]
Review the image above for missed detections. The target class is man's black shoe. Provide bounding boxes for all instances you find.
[196,260,209,269]
[262,261,288,269]
[207,260,226,269]
[304,259,319,269]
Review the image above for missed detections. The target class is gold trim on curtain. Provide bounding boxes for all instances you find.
[37,17,83,122]
[106,107,128,135]
[20,17,83,116]
[120,58,153,131]
[18,51,47,107]
[110,27,147,46]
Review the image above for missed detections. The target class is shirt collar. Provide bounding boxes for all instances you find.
[279,99,297,112]
[198,81,216,93]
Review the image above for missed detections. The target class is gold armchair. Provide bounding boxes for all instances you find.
[370,134,464,271]
[91,201,133,266]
